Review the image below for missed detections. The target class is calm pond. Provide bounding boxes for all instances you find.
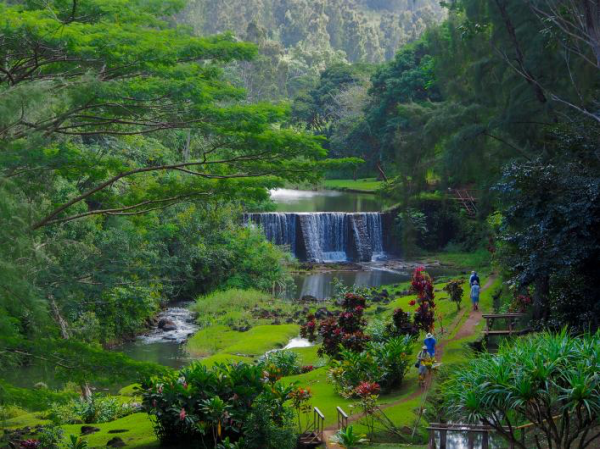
[271,188,390,212]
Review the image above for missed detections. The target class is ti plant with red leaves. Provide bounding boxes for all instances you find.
[410,267,436,332]
[301,293,370,358]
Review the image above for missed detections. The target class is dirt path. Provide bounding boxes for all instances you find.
[323,274,497,447]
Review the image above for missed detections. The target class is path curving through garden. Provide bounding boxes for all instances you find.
[323,274,497,447]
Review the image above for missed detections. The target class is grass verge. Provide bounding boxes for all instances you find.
[323,178,383,192]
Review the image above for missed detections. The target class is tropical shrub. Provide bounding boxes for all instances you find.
[409,267,436,332]
[63,435,88,449]
[354,381,380,440]
[444,331,600,449]
[289,386,313,434]
[387,308,418,337]
[258,350,301,377]
[332,425,368,448]
[37,426,64,449]
[243,395,297,449]
[47,395,138,425]
[369,335,413,390]
[329,336,414,397]
[443,279,464,311]
[329,349,380,397]
[301,293,370,358]
[141,362,294,447]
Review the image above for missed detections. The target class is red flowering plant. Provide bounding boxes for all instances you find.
[353,381,380,440]
[409,267,436,332]
[300,293,370,358]
[510,293,532,313]
[19,440,41,449]
[299,314,317,341]
[289,386,312,433]
[301,365,314,373]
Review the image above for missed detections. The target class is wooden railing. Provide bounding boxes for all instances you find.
[298,407,326,447]
[314,407,325,441]
[336,406,348,430]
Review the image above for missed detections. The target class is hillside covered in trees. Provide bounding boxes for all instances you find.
[180,0,445,100]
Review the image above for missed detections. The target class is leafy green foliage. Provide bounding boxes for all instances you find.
[141,362,294,447]
[242,395,297,449]
[328,336,414,397]
[0,0,345,388]
[258,350,302,378]
[444,331,600,449]
[47,395,139,425]
[332,425,368,448]
[443,279,465,311]
[495,123,600,329]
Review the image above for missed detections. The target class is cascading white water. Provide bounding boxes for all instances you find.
[246,212,296,253]
[245,212,386,262]
[365,213,384,258]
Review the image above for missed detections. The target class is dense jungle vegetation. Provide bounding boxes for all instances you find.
[1,0,599,448]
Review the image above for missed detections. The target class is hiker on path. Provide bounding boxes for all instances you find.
[424,333,437,357]
[416,345,431,387]
[470,280,480,311]
[469,271,480,286]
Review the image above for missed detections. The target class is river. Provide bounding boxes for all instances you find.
[8,189,452,382]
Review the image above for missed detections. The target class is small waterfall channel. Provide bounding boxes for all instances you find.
[245,212,387,262]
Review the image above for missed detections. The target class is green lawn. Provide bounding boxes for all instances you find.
[186,324,300,358]
[427,248,492,270]
[323,178,384,192]
[61,413,159,449]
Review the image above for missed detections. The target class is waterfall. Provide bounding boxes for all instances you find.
[365,213,384,258]
[245,213,296,254]
[245,212,388,262]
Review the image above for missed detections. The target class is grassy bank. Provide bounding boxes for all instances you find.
[323,178,384,192]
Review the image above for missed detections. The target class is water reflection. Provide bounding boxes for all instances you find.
[291,268,410,300]
[271,189,388,212]
[433,430,506,449]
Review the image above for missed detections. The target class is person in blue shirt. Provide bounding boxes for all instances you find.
[424,333,437,357]
[469,271,480,286]
[471,280,481,311]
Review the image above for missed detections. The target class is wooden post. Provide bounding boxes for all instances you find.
[336,406,348,430]
[439,428,447,449]
[429,429,436,449]
[467,431,475,449]
[482,430,489,449]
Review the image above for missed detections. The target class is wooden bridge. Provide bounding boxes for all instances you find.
[482,313,531,342]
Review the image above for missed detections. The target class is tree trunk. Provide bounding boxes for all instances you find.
[376,162,388,182]
[494,0,548,104]
[532,275,550,321]
[50,299,70,340]
[80,383,93,400]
